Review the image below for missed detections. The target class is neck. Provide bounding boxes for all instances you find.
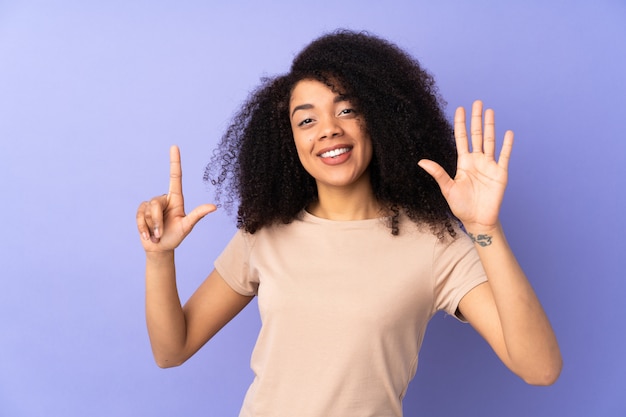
[308,176,382,221]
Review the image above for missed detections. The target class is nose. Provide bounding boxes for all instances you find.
[319,117,343,140]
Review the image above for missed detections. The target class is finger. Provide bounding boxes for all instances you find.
[483,108,496,159]
[418,159,454,197]
[497,130,514,171]
[453,106,470,156]
[142,205,157,243]
[136,202,151,241]
[149,195,168,239]
[470,100,484,153]
[168,145,183,204]
[181,204,218,235]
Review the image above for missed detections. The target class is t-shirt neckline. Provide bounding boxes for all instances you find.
[301,209,391,226]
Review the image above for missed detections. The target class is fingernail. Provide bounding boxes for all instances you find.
[154,226,160,238]
[142,232,149,241]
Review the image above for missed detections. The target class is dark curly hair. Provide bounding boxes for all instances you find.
[204,30,458,238]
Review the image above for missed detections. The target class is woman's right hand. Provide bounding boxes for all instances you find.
[136,145,217,253]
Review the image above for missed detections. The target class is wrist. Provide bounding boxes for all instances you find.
[463,222,504,248]
[145,250,175,264]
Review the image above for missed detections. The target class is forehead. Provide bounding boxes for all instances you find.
[289,79,345,106]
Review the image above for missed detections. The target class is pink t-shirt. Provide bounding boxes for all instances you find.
[215,211,486,417]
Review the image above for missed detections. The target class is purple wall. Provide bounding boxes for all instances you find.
[1,1,624,416]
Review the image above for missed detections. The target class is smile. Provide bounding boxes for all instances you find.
[319,147,351,158]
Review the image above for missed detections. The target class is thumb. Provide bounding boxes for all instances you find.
[418,159,453,193]
[182,204,218,233]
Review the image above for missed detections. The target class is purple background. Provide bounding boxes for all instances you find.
[1,1,625,416]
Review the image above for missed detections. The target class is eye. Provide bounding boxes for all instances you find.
[298,118,314,127]
[338,108,357,117]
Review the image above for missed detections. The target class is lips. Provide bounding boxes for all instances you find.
[316,145,354,166]
[319,147,351,158]
[317,145,353,158]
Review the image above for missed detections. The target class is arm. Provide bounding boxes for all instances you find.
[458,224,561,385]
[145,260,252,368]
[137,146,253,368]
[418,101,562,385]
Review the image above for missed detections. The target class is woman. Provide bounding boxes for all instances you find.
[136,30,561,416]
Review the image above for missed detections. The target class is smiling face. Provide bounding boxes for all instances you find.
[289,79,373,194]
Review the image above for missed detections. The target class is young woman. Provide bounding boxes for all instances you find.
[136,30,561,417]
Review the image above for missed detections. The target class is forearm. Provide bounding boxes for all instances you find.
[467,223,562,384]
[145,251,188,368]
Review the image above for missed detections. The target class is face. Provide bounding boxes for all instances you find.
[289,79,373,192]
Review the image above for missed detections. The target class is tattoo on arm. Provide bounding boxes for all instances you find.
[468,233,493,247]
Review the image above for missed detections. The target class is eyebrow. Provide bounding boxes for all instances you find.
[290,95,348,118]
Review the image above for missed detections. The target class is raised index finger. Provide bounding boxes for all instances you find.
[168,145,183,199]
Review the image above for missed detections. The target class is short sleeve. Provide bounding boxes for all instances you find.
[433,232,487,321]
[214,229,259,296]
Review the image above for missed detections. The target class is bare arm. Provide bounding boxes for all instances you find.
[419,101,562,385]
[458,224,561,385]
[145,258,252,368]
[137,146,253,368]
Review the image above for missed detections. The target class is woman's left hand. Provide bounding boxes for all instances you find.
[418,100,514,230]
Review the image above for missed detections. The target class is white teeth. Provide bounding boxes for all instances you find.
[320,148,350,158]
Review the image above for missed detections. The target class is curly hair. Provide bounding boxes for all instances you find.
[204,30,458,238]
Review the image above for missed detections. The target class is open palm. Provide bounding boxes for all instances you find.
[418,100,514,230]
